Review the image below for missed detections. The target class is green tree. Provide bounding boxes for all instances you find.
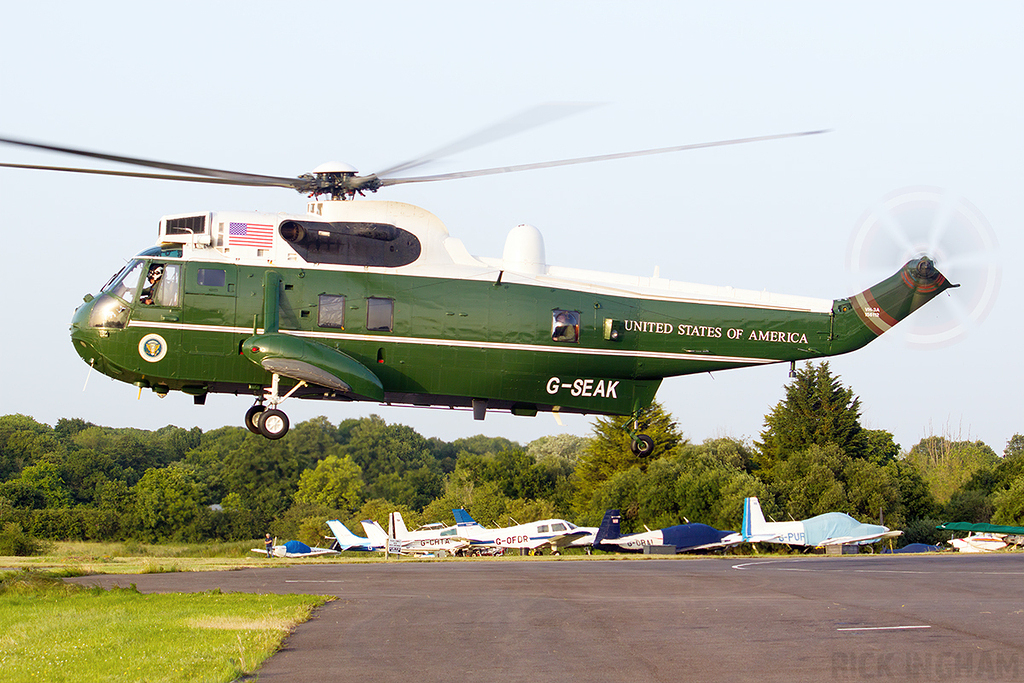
[0,414,58,481]
[992,477,1024,526]
[904,436,998,504]
[133,464,207,542]
[294,454,364,512]
[757,362,866,476]
[343,416,442,509]
[527,434,590,468]
[573,401,685,509]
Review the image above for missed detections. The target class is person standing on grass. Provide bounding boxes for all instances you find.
[265,533,274,557]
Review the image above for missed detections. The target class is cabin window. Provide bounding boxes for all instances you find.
[551,310,581,343]
[318,294,346,329]
[536,524,550,533]
[140,263,181,307]
[441,528,456,537]
[366,297,394,332]
[551,522,567,532]
[197,268,227,288]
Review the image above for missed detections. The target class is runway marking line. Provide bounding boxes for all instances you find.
[837,625,931,631]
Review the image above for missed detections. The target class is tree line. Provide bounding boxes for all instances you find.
[1,362,1020,552]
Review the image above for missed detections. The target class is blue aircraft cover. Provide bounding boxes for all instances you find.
[802,513,887,546]
[882,543,941,553]
[284,540,312,554]
[662,524,732,550]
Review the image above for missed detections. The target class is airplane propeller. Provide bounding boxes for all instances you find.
[0,105,827,199]
[845,186,1000,347]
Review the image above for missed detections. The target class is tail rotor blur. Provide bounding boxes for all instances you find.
[846,187,1000,347]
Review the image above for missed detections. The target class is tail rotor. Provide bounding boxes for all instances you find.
[846,187,1000,347]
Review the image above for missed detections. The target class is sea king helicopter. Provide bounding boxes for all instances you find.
[0,108,956,449]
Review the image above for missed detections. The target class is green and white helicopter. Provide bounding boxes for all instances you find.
[0,113,956,448]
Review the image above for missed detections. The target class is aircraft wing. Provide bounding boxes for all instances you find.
[741,533,784,544]
[251,545,340,558]
[686,532,745,551]
[818,530,903,547]
[528,531,589,550]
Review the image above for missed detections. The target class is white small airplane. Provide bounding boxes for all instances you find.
[453,509,596,555]
[948,534,1007,553]
[251,538,340,558]
[360,513,471,556]
[593,509,741,553]
[741,497,902,548]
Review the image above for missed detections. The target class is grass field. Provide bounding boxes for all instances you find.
[0,570,329,683]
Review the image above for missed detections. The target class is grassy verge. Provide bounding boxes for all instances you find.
[0,570,329,683]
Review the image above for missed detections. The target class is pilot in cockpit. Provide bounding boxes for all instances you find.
[140,264,164,305]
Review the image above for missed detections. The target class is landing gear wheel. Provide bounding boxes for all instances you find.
[257,408,289,440]
[630,434,655,456]
[244,405,265,435]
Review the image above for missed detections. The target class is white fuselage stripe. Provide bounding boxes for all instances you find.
[126,320,781,366]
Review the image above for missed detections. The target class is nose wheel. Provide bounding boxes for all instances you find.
[244,373,305,440]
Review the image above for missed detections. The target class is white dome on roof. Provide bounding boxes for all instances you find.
[502,223,546,275]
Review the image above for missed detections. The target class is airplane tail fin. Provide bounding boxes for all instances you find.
[326,519,367,551]
[742,497,768,541]
[392,512,410,538]
[453,509,480,529]
[594,509,622,543]
[360,519,389,546]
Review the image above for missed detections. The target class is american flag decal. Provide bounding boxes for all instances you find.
[228,222,274,248]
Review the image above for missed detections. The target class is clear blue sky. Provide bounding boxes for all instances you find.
[0,2,1019,453]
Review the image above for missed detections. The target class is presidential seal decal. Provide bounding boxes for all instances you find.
[139,333,168,362]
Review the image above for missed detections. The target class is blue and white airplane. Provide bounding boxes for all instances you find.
[361,513,471,556]
[453,509,595,554]
[593,509,741,553]
[740,497,902,547]
[251,539,341,558]
[325,519,383,552]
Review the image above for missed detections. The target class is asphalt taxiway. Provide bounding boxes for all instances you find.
[70,554,1024,682]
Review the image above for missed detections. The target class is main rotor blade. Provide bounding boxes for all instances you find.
[0,136,305,189]
[373,102,599,178]
[379,130,829,187]
[0,162,298,188]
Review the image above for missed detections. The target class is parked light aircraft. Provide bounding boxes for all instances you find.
[360,513,470,556]
[453,509,596,554]
[593,509,741,553]
[741,497,901,547]
[325,519,381,552]
[251,539,340,558]
[937,522,1024,553]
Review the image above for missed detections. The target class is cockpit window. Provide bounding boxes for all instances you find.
[139,263,180,307]
[551,522,567,532]
[551,310,581,343]
[104,260,145,304]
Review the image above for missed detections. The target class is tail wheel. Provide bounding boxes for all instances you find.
[258,408,290,440]
[244,405,265,435]
[630,434,655,456]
